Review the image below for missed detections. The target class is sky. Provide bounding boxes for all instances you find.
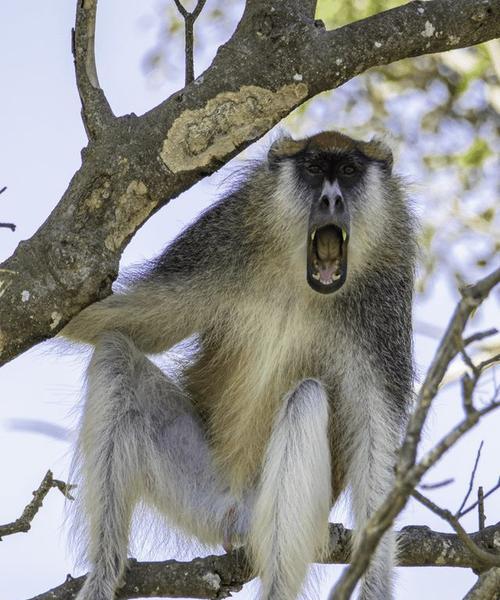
[0,2,499,600]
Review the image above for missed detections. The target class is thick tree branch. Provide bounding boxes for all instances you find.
[72,0,114,139]
[1,0,499,366]
[463,567,500,600]
[27,522,500,600]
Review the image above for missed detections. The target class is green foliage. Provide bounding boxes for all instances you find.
[316,0,402,27]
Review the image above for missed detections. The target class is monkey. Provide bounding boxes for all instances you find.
[62,129,416,600]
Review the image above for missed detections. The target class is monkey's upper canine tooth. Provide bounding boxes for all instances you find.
[311,229,316,241]
[342,228,347,242]
[312,272,320,280]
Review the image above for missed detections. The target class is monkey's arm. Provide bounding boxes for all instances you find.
[61,278,211,354]
[62,186,257,353]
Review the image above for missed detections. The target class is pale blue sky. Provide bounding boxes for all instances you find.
[0,3,498,600]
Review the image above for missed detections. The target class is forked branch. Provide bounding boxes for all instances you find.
[172,0,207,85]
[0,471,74,539]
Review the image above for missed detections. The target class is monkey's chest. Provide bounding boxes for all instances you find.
[185,306,319,491]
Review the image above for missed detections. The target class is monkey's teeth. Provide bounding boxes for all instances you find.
[312,273,320,280]
[311,229,316,241]
[342,229,347,242]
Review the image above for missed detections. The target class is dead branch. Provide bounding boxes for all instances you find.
[0,471,74,539]
[172,0,207,85]
[456,441,484,516]
[458,478,500,520]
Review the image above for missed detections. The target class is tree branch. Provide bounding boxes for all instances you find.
[0,471,74,539]
[463,567,500,600]
[456,441,484,516]
[72,0,114,139]
[412,489,500,568]
[1,0,499,366]
[459,479,500,520]
[400,267,500,473]
[27,522,500,600]
[172,0,208,85]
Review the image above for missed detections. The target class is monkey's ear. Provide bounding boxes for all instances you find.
[268,137,306,165]
[363,137,393,173]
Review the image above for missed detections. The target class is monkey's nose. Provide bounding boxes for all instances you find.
[320,193,344,214]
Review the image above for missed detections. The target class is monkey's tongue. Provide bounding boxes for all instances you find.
[314,227,342,284]
[318,261,341,284]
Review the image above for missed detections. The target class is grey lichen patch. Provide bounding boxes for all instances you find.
[50,310,62,330]
[201,571,221,591]
[85,187,105,211]
[105,180,155,252]
[161,83,308,173]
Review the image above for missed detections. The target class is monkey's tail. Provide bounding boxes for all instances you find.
[249,379,331,600]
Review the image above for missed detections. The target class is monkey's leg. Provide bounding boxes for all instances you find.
[341,379,401,600]
[249,379,331,600]
[74,332,245,600]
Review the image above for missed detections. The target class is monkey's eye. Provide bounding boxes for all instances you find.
[340,164,357,176]
[306,164,323,175]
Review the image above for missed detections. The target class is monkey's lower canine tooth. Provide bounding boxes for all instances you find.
[312,272,320,280]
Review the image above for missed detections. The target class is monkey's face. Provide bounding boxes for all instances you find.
[298,151,372,294]
[268,131,393,295]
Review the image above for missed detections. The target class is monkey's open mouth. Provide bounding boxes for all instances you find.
[307,224,348,294]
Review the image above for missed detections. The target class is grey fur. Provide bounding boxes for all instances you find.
[63,130,416,600]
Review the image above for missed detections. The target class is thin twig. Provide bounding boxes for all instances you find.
[412,489,500,567]
[478,486,486,530]
[478,353,500,371]
[459,478,500,519]
[464,328,498,346]
[0,470,74,539]
[420,478,454,490]
[172,0,208,85]
[456,441,484,516]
